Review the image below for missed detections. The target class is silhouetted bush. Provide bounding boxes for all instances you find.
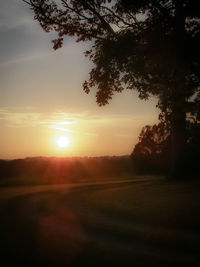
[131,112,200,177]
[131,122,171,175]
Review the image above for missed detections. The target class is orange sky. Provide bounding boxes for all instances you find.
[0,0,159,159]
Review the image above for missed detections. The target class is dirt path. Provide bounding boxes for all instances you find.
[0,176,160,200]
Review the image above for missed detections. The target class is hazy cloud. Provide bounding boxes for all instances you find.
[0,108,81,127]
[0,107,156,138]
[0,108,98,136]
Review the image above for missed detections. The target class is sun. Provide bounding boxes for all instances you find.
[56,135,71,148]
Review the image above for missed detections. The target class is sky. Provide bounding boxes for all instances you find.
[0,0,159,159]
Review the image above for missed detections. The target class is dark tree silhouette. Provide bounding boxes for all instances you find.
[132,105,200,176]
[133,122,170,158]
[24,0,200,178]
[131,120,171,174]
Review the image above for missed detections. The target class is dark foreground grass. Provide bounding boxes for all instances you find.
[0,176,200,266]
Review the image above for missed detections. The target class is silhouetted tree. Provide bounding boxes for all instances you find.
[133,123,170,157]
[132,120,171,174]
[24,0,200,178]
[132,106,200,176]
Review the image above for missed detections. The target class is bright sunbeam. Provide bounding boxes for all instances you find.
[56,135,71,148]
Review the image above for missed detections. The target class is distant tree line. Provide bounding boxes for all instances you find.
[0,156,135,186]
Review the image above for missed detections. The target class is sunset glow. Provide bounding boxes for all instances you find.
[56,135,71,149]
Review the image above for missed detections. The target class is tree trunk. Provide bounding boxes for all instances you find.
[168,107,187,179]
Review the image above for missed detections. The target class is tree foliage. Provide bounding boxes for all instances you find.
[132,106,200,175]
[24,0,200,109]
[131,120,171,174]
[133,122,170,157]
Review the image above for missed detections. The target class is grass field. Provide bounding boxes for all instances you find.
[0,176,200,266]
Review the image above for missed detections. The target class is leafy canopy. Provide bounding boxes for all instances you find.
[24,0,200,111]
